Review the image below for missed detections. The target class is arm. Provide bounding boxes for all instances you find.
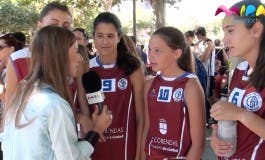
[240,110,265,139]
[2,60,18,129]
[5,59,18,106]
[76,59,90,116]
[141,78,153,160]
[130,68,145,160]
[210,124,232,157]
[76,75,90,116]
[48,100,111,160]
[76,105,110,142]
[199,41,214,63]
[211,100,265,139]
[184,78,206,159]
[48,100,94,160]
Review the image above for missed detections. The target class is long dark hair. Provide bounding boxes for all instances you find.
[252,16,265,90]
[152,26,195,73]
[93,12,140,76]
[0,33,23,51]
[231,0,265,90]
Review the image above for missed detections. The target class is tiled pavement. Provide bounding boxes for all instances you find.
[203,128,217,160]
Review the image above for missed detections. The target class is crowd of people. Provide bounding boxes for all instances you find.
[0,0,265,160]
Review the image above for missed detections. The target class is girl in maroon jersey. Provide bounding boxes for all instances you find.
[84,12,144,160]
[142,26,205,159]
[211,0,265,159]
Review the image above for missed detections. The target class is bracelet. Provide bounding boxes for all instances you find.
[84,131,99,147]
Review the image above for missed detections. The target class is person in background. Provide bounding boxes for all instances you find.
[214,38,229,68]
[71,29,93,117]
[129,36,146,63]
[77,44,89,73]
[0,33,23,87]
[72,28,96,60]
[185,30,213,128]
[72,28,89,47]
[71,44,90,116]
[4,1,90,119]
[185,30,207,93]
[210,0,265,159]
[142,26,205,159]
[194,27,216,105]
[0,33,24,159]
[5,1,72,106]
[0,26,112,160]
[194,27,216,127]
[135,44,147,67]
[0,33,24,125]
[11,32,27,48]
[123,35,146,75]
[214,65,228,100]
[84,12,144,160]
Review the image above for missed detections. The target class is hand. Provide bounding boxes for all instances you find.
[210,124,233,157]
[210,100,242,121]
[76,113,93,134]
[91,105,112,142]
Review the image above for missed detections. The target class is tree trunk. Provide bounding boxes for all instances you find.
[151,0,166,29]
[133,0,137,41]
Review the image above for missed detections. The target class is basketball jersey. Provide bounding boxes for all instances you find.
[89,57,136,160]
[145,73,197,159]
[218,61,265,160]
[10,48,30,82]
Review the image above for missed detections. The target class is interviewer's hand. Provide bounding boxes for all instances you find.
[210,124,233,157]
[76,113,93,134]
[91,105,112,142]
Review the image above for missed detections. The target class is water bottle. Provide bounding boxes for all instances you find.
[217,96,237,157]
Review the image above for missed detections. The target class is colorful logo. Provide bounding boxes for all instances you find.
[172,88,183,102]
[118,78,128,90]
[243,92,262,112]
[215,4,265,17]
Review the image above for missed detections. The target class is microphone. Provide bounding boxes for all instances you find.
[82,70,104,114]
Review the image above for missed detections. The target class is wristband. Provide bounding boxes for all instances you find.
[84,131,99,147]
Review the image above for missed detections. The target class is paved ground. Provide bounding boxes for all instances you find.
[202,128,217,160]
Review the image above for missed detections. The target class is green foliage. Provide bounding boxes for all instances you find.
[0,1,38,33]
[0,0,225,48]
[0,0,103,35]
[113,1,154,34]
